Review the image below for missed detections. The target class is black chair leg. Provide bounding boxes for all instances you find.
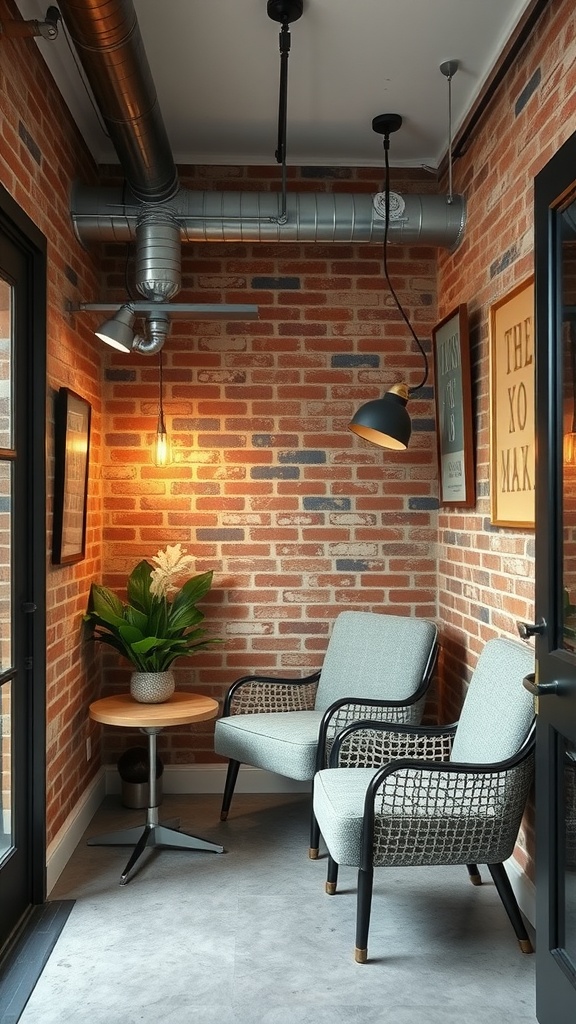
[467,863,482,885]
[487,862,533,953]
[325,855,338,895]
[220,759,241,821]
[309,810,320,859]
[355,865,374,963]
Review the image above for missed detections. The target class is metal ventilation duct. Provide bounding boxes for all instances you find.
[72,185,465,249]
[58,0,178,205]
[61,0,466,282]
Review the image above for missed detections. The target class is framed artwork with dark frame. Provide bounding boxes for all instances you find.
[432,304,475,507]
[52,387,91,565]
[489,276,535,528]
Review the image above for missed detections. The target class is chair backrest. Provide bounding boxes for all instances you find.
[313,611,438,713]
[450,637,535,764]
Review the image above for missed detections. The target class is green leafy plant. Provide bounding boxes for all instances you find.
[83,544,221,671]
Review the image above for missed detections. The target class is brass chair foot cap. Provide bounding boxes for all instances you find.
[519,938,533,954]
[354,948,367,964]
[309,847,319,860]
[469,873,482,886]
[220,812,228,822]
[325,882,337,895]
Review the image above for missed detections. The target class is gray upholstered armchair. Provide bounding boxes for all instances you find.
[214,610,439,853]
[312,636,536,963]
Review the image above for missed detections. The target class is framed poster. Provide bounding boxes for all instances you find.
[489,277,535,528]
[52,387,91,564]
[432,305,475,506]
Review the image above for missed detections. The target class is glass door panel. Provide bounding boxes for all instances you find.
[0,199,45,957]
[0,680,11,862]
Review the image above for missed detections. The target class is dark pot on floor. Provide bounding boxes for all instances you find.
[117,746,164,809]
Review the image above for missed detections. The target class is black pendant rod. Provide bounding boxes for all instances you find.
[268,0,303,222]
[276,20,291,165]
[276,18,290,219]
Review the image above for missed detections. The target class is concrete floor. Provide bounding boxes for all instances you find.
[18,792,537,1024]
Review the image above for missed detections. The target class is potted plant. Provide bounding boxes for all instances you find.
[84,544,221,702]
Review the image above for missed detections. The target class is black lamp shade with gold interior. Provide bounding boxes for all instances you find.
[348,383,411,450]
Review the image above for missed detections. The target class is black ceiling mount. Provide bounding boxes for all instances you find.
[267,0,303,23]
[372,113,403,136]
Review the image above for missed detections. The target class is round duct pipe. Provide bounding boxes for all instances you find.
[133,312,170,355]
[58,0,178,204]
[71,185,466,249]
[135,209,181,302]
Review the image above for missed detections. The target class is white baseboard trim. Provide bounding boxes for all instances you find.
[105,763,312,795]
[505,855,536,929]
[46,768,106,895]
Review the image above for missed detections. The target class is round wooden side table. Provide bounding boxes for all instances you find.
[88,691,222,885]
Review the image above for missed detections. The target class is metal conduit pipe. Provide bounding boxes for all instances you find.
[71,185,466,249]
[58,0,178,204]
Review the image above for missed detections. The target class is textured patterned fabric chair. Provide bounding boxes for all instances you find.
[312,636,536,963]
[214,611,438,848]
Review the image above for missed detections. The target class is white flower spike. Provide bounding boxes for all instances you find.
[149,543,196,597]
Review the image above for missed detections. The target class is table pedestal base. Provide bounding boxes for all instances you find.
[88,724,224,884]
[88,818,224,885]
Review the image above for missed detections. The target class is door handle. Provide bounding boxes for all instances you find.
[517,619,546,640]
[523,673,566,697]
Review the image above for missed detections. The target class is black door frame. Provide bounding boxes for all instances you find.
[534,129,576,1021]
[0,183,47,935]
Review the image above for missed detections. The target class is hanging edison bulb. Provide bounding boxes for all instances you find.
[152,351,171,466]
[565,323,576,466]
[564,431,576,465]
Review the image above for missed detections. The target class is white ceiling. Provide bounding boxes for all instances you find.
[17,0,534,168]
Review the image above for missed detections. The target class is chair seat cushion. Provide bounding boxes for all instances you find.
[214,711,323,780]
[313,768,379,865]
[314,766,514,868]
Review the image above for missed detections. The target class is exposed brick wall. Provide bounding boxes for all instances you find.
[0,0,104,845]
[3,0,574,891]
[436,0,576,879]
[96,164,441,764]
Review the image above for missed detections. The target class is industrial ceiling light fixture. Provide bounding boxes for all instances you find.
[349,113,428,451]
[95,303,144,352]
[349,62,460,451]
[152,349,171,467]
[267,0,303,221]
[81,300,259,354]
[94,303,171,354]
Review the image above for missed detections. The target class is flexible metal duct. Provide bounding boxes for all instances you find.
[135,208,181,300]
[71,185,466,249]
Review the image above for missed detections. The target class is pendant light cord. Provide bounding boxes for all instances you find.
[381,139,429,392]
[158,351,166,433]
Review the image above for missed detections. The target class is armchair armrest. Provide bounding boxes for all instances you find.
[315,640,440,770]
[223,671,320,716]
[326,718,456,769]
[359,726,536,868]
